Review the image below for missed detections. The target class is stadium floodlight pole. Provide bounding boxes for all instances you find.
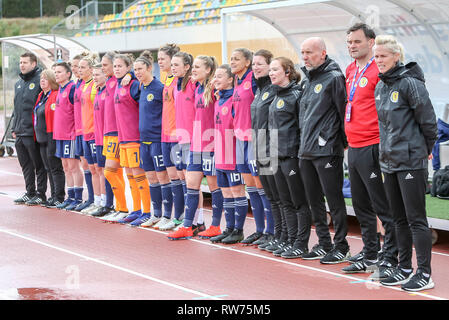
[40,0,42,17]
[221,10,228,64]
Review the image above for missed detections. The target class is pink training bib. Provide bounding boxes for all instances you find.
[73,79,84,137]
[103,76,118,135]
[214,95,236,170]
[174,79,196,144]
[53,81,76,141]
[191,85,215,153]
[93,87,106,146]
[114,80,140,143]
[233,70,255,141]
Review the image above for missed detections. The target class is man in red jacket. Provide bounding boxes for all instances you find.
[341,23,398,278]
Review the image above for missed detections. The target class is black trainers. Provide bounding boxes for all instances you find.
[91,206,114,217]
[240,232,263,245]
[14,193,32,205]
[281,246,307,259]
[380,268,413,286]
[258,237,277,250]
[302,244,328,260]
[221,229,244,244]
[401,273,435,292]
[348,251,364,264]
[264,239,282,253]
[253,233,273,246]
[273,242,291,257]
[320,247,350,264]
[369,260,396,281]
[26,196,46,206]
[342,260,378,273]
[210,228,234,243]
[192,223,206,236]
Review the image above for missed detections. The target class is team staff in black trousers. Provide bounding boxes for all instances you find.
[267,57,311,259]
[33,69,66,207]
[297,37,350,264]
[249,49,285,249]
[374,35,437,292]
[341,23,398,278]
[12,52,47,205]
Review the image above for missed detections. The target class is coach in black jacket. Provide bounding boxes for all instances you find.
[298,37,350,264]
[374,35,437,291]
[11,52,47,205]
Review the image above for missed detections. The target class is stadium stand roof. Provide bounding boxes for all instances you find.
[220,0,449,119]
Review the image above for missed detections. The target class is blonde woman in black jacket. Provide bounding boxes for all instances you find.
[374,35,437,292]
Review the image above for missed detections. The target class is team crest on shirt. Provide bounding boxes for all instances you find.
[314,84,322,93]
[262,92,269,101]
[109,81,116,88]
[50,103,56,111]
[147,93,154,102]
[222,106,228,115]
[276,99,285,109]
[390,91,399,103]
[101,92,106,99]
[243,81,251,90]
[29,83,35,90]
[359,77,368,88]
[62,92,67,98]
[120,88,126,96]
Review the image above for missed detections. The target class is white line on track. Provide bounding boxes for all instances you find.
[137,224,448,301]
[0,228,223,300]
[1,192,448,299]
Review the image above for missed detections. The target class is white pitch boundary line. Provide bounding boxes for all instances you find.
[0,228,223,300]
[137,225,447,301]
[0,204,448,301]
[1,191,449,259]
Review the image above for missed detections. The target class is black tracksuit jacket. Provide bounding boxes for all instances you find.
[298,56,347,159]
[375,62,438,173]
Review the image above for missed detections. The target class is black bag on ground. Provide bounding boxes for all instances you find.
[431,165,449,199]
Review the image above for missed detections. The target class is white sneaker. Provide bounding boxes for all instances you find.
[108,211,129,223]
[140,215,161,228]
[159,219,176,231]
[100,210,118,221]
[101,211,124,222]
[153,216,171,230]
[81,204,98,215]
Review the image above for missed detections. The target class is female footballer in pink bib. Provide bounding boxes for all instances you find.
[155,43,186,231]
[53,61,84,210]
[208,64,248,243]
[167,55,220,240]
[230,48,268,245]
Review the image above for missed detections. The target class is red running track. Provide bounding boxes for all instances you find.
[0,156,448,300]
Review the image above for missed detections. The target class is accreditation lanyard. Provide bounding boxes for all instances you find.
[345,57,374,122]
[34,91,51,127]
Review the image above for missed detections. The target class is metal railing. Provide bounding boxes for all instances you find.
[51,0,139,37]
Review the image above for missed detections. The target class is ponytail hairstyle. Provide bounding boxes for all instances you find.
[196,55,217,106]
[103,50,120,63]
[272,57,301,84]
[81,51,100,68]
[374,35,405,63]
[159,43,180,59]
[233,47,253,68]
[217,63,235,84]
[135,50,154,69]
[55,61,73,80]
[214,63,234,100]
[113,53,135,68]
[173,51,194,92]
